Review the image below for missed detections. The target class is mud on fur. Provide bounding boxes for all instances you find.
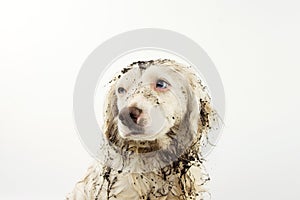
[67,59,219,200]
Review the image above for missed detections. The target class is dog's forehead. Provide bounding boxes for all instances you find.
[117,63,182,87]
[117,67,141,85]
[141,64,180,78]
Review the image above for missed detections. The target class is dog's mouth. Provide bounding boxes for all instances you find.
[118,123,154,140]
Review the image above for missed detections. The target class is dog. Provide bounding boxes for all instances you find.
[67,59,217,200]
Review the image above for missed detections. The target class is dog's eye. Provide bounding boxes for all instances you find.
[117,87,126,94]
[156,80,169,89]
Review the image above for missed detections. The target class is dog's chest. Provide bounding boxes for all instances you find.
[68,162,205,200]
[101,171,186,200]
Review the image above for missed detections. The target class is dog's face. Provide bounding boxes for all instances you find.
[116,64,188,141]
[103,60,214,158]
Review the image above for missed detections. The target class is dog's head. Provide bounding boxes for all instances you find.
[103,59,215,158]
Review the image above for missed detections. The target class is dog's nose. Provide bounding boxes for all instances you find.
[118,107,143,126]
[128,106,142,124]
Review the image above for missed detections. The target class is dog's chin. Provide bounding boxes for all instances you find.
[118,126,166,141]
[118,130,159,141]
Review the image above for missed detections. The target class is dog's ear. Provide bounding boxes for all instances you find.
[183,66,219,154]
[198,94,221,156]
[182,69,214,135]
[198,96,214,134]
[187,82,216,137]
[103,83,118,131]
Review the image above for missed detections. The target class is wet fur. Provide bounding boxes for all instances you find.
[67,59,216,200]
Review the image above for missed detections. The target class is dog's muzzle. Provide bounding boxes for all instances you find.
[118,106,145,134]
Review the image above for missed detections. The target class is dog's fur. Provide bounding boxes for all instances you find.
[67,59,217,200]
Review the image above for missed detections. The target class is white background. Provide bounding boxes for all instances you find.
[1,1,300,199]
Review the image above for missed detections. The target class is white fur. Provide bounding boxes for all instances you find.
[67,59,216,200]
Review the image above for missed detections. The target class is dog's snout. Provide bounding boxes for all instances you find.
[118,106,143,127]
[129,106,142,123]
